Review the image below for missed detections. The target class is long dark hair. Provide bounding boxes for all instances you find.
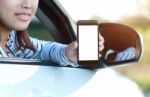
[16,30,36,51]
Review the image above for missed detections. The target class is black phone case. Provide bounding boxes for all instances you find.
[77,20,100,66]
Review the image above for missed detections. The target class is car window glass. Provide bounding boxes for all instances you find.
[28,16,54,41]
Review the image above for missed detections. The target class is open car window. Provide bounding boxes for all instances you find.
[28,16,54,41]
[0,15,60,66]
[0,0,76,67]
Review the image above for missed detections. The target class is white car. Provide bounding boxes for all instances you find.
[0,0,144,97]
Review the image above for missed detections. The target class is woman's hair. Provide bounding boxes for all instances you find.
[16,30,36,51]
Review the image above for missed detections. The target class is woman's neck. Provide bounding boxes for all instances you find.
[0,28,11,53]
[0,31,10,44]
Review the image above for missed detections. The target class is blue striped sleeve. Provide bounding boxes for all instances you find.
[30,37,78,67]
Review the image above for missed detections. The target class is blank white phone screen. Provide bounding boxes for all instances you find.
[79,25,98,61]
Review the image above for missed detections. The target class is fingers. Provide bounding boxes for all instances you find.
[73,41,78,49]
[99,53,102,58]
[99,34,104,44]
[99,34,104,51]
[69,41,78,50]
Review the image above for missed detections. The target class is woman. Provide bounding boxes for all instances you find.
[0,0,104,67]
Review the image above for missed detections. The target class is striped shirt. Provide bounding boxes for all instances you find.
[0,31,77,67]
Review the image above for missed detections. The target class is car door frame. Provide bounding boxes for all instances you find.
[38,0,76,44]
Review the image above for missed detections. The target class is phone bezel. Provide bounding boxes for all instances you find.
[77,20,99,66]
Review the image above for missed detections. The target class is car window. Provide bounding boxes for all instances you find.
[0,0,76,66]
[28,16,54,41]
[0,16,58,64]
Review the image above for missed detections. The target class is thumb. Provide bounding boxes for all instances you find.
[73,41,78,49]
[66,41,78,62]
[69,41,78,50]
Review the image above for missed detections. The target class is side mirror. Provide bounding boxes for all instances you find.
[99,23,143,67]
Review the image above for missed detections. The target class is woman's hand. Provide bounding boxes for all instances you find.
[65,34,104,62]
[98,34,104,57]
[65,41,78,62]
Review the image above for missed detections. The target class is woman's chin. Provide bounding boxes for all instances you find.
[12,24,29,31]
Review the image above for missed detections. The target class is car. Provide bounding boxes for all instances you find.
[0,0,145,97]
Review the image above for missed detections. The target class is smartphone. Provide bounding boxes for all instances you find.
[77,20,99,66]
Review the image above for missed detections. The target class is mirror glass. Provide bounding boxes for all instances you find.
[99,23,143,66]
